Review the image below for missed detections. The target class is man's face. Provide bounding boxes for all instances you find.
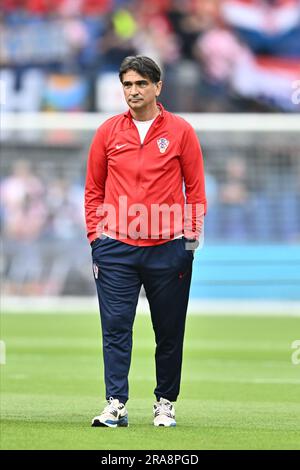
[121,70,162,111]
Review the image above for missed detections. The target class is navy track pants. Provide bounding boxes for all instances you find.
[92,236,193,404]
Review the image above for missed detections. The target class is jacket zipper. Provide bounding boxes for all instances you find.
[136,143,143,198]
[133,117,160,194]
[131,122,143,193]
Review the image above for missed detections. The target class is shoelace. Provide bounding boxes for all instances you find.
[103,397,123,415]
[155,401,174,417]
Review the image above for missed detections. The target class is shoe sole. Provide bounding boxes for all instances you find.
[154,421,176,427]
[92,416,129,428]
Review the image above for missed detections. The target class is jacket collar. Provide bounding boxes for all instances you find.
[123,102,165,125]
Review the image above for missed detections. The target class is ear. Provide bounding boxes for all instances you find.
[155,81,162,97]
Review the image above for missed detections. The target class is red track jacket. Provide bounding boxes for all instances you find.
[85,103,207,246]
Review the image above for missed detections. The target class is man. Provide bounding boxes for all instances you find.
[85,56,206,428]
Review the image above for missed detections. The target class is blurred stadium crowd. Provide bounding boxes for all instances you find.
[1,0,300,112]
[1,149,299,295]
[1,151,299,245]
[0,160,84,242]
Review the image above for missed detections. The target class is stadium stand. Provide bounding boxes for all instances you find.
[1,0,300,112]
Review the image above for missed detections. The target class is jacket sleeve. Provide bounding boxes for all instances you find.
[180,123,207,240]
[84,126,108,243]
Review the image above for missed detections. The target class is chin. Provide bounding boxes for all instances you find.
[130,101,143,106]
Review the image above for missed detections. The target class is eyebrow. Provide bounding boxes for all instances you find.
[122,80,149,86]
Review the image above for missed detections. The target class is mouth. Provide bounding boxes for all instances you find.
[130,98,143,102]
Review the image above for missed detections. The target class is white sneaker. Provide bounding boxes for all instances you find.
[92,398,129,428]
[153,398,176,427]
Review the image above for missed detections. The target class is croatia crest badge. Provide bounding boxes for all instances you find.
[157,138,169,154]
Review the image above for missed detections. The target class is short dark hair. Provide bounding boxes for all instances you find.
[119,56,161,84]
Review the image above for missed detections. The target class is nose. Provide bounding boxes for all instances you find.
[130,84,139,95]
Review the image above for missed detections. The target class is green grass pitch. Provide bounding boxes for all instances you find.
[1,312,300,450]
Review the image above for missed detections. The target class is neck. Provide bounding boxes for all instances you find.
[130,102,160,122]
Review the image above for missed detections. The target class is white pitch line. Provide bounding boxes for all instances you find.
[1,296,300,316]
[134,376,300,385]
[3,112,300,132]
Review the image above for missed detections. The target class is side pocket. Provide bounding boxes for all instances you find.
[182,237,194,260]
[91,237,103,253]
